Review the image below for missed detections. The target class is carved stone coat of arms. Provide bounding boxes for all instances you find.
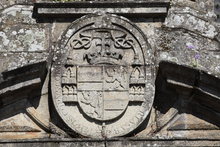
[51,14,155,138]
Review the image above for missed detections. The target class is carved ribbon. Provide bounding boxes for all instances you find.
[70,31,134,51]
[114,34,134,49]
[70,34,91,50]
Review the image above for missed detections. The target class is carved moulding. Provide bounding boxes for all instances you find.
[51,14,155,138]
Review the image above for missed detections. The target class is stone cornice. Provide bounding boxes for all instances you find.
[33,1,170,20]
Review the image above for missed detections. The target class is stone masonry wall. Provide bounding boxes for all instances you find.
[0,0,220,145]
[0,0,50,72]
[157,0,220,76]
[0,0,219,76]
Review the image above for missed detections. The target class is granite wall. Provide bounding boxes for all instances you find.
[0,0,220,146]
[0,0,219,75]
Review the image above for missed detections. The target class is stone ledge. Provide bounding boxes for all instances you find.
[157,61,220,112]
[158,61,220,96]
[33,1,170,20]
[0,138,220,147]
[0,61,47,104]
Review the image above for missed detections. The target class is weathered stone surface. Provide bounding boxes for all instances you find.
[164,8,218,39]
[0,5,50,52]
[215,0,220,22]
[0,0,220,146]
[171,0,215,15]
[51,13,155,138]
[158,50,220,76]
[0,27,48,52]
[156,29,220,51]
[0,1,16,10]
[107,140,220,147]
[155,28,220,76]
[1,5,36,24]
[0,140,105,147]
[51,23,71,43]
[154,1,220,77]
[0,4,50,75]
[0,61,50,140]
[1,139,220,147]
[0,0,34,10]
[152,61,220,143]
[0,52,48,73]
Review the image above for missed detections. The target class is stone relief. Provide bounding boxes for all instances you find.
[1,1,220,145]
[51,14,154,138]
[70,29,134,65]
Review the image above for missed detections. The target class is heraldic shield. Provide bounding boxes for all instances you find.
[51,14,155,138]
[77,66,129,121]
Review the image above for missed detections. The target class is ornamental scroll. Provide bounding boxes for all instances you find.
[51,14,155,138]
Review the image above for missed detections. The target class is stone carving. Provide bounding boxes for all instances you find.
[80,91,103,119]
[69,29,136,65]
[105,66,127,90]
[62,66,76,84]
[51,14,154,138]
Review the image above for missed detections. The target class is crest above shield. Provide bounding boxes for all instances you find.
[51,14,155,138]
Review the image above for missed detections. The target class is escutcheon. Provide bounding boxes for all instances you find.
[51,14,155,138]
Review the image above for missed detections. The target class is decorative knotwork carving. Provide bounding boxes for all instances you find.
[114,34,134,49]
[70,34,92,50]
[69,29,137,65]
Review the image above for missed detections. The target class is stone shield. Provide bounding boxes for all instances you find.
[51,14,155,138]
[77,66,129,121]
